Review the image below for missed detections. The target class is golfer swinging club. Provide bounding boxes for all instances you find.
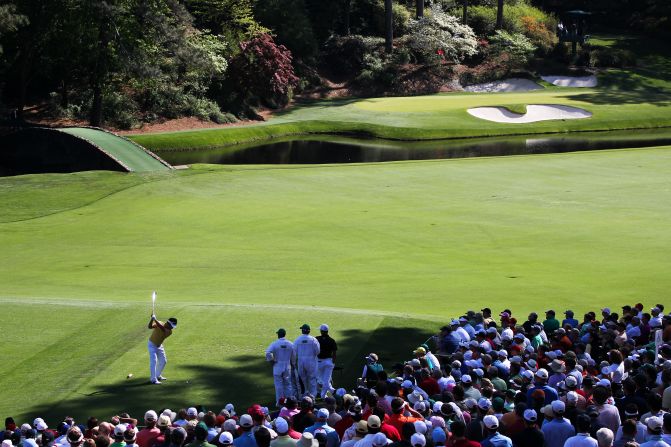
[147,312,177,384]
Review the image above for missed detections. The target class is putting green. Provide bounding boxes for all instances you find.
[2,147,671,421]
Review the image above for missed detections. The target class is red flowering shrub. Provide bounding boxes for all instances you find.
[228,34,299,108]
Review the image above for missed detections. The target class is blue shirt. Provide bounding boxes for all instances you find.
[481,433,513,447]
[304,422,340,447]
[441,333,461,354]
[541,419,576,447]
[233,432,257,447]
[640,436,671,447]
[562,318,580,328]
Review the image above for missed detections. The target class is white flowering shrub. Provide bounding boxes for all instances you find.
[405,8,478,64]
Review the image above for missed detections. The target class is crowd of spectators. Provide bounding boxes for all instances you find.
[4,303,671,447]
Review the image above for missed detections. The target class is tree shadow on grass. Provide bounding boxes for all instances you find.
[19,317,440,424]
[568,69,671,107]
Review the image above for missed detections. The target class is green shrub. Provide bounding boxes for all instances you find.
[488,30,536,68]
[102,91,140,130]
[587,47,636,68]
[321,35,386,76]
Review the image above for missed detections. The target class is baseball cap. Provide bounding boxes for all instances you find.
[277,328,286,336]
[601,307,611,315]
[219,432,234,445]
[535,369,549,380]
[187,407,198,417]
[223,419,238,431]
[523,409,537,422]
[564,310,574,316]
[274,417,289,433]
[647,416,663,431]
[356,420,368,434]
[413,347,426,355]
[113,424,127,437]
[317,408,329,419]
[240,414,254,428]
[367,415,381,429]
[33,418,47,431]
[157,414,171,428]
[483,415,499,429]
[319,324,329,332]
[565,375,578,388]
[461,374,472,384]
[367,353,379,362]
[551,400,565,414]
[413,421,427,434]
[145,410,158,421]
[410,433,426,447]
[300,324,311,331]
[402,380,414,389]
[372,433,388,447]
[298,433,318,447]
[450,319,459,326]
[432,428,446,443]
[477,398,491,410]
[566,391,579,403]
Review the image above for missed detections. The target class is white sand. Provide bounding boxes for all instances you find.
[464,78,543,92]
[541,75,597,87]
[467,104,592,123]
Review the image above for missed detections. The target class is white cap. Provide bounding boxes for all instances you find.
[498,350,507,358]
[521,370,534,380]
[413,421,427,434]
[2,440,13,447]
[187,407,198,417]
[320,324,329,332]
[34,420,48,431]
[145,410,158,421]
[225,403,236,416]
[219,432,234,445]
[477,398,491,410]
[240,414,253,427]
[551,400,565,414]
[523,409,537,422]
[372,433,388,447]
[566,391,579,403]
[410,433,426,447]
[535,369,549,380]
[113,424,127,437]
[223,419,238,431]
[317,408,329,419]
[647,416,663,431]
[483,415,499,429]
[432,401,443,413]
[461,374,472,383]
[274,417,289,433]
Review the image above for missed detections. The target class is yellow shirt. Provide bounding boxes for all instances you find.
[149,321,172,346]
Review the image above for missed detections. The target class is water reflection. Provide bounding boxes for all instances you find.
[157,128,671,166]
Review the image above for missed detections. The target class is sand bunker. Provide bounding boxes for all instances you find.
[464,78,543,93]
[467,104,592,123]
[541,75,597,87]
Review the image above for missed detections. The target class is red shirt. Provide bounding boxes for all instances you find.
[419,377,441,396]
[136,427,161,447]
[380,423,401,442]
[387,414,423,433]
[335,415,354,439]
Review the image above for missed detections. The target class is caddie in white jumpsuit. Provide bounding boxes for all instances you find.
[265,328,295,406]
[294,323,320,397]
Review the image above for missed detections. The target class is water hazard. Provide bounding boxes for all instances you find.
[156,128,671,166]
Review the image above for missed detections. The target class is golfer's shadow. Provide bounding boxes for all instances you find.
[79,381,155,396]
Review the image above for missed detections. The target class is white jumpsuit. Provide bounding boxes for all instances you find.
[266,337,295,405]
[293,334,320,397]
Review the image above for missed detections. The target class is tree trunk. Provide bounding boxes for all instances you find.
[462,0,468,25]
[90,81,103,127]
[496,0,504,29]
[344,0,351,35]
[385,0,393,53]
[416,0,424,18]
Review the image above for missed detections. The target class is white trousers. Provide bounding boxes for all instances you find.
[317,358,335,398]
[148,340,166,382]
[273,362,294,405]
[297,359,318,397]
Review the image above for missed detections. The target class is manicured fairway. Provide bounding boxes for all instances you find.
[2,147,671,421]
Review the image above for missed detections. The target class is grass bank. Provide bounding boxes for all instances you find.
[2,146,671,419]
